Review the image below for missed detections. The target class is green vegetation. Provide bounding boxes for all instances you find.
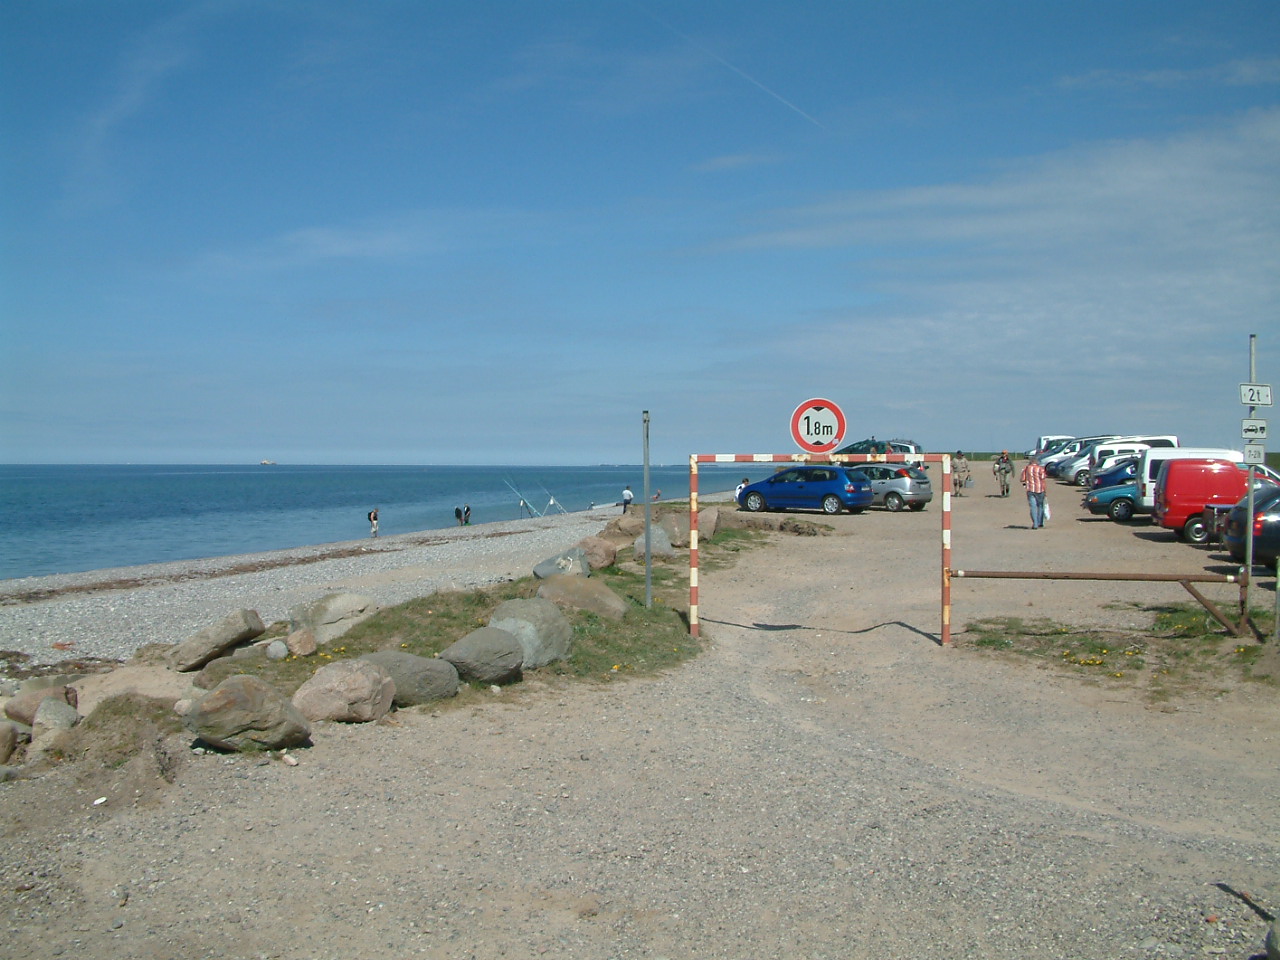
[963,603,1278,699]
[192,522,764,704]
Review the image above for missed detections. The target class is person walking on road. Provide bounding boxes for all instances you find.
[953,451,971,496]
[1020,455,1048,529]
[993,451,1014,497]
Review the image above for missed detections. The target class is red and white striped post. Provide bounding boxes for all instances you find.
[689,452,953,646]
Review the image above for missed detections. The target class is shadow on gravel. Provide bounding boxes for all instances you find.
[701,617,942,647]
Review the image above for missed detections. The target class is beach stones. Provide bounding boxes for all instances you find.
[292,660,394,723]
[170,609,266,672]
[289,593,378,647]
[184,675,311,751]
[488,597,572,668]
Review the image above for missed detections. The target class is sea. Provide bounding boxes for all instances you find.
[0,463,747,581]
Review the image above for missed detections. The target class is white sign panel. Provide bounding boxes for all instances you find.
[1239,383,1273,406]
[1242,418,1268,440]
[1243,443,1266,465]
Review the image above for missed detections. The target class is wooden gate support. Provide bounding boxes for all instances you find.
[950,569,1250,638]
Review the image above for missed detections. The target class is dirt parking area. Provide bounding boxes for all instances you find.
[2,468,1277,960]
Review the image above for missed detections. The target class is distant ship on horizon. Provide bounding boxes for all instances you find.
[260,459,277,465]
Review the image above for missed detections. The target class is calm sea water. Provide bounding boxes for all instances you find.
[0,464,746,580]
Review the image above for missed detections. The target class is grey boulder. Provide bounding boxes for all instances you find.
[289,593,378,647]
[184,675,311,751]
[440,627,524,685]
[360,651,459,706]
[488,597,572,668]
[533,547,589,579]
[170,609,267,672]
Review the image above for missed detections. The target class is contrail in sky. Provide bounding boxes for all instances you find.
[632,3,825,129]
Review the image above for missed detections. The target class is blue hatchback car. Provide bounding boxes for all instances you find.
[737,465,874,515]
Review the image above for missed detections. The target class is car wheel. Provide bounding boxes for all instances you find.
[822,494,842,515]
[1183,514,1209,545]
[885,492,905,512]
[1075,470,1090,487]
[745,491,767,512]
[907,501,926,511]
[1108,498,1134,522]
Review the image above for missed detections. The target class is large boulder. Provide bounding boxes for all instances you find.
[659,511,691,548]
[0,722,17,764]
[289,593,378,647]
[576,536,618,571]
[360,651,459,706]
[184,675,311,751]
[440,628,524,685]
[697,505,720,541]
[4,684,77,726]
[292,660,395,723]
[532,547,589,579]
[29,697,79,758]
[537,574,628,621]
[72,665,193,717]
[633,524,675,558]
[170,609,266,672]
[488,597,572,668]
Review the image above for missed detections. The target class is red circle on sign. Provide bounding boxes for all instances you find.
[790,398,846,453]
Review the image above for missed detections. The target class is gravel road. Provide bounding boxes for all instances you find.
[1,474,1277,959]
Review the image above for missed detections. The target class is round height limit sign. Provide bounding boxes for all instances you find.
[791,398,847,453]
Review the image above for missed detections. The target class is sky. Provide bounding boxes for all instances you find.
[2,1,1279,465]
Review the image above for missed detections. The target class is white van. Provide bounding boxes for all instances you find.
[1029,435,1073,456]
[1135,447,1242,513]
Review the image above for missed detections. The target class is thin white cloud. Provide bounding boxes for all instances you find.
[693,153,781,172]
[1058,57,1280,91]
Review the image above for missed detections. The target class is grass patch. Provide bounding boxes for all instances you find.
[962,603,1278,700]
[194,521,760,702]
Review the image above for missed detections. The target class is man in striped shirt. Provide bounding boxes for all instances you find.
[1020,455,1049,529]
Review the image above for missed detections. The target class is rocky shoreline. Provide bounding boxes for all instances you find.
[0,509,622,668]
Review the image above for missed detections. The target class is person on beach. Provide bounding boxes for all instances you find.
[622,485,634,513]
[1021,454,1048,529]
[993,451,1014,497]
[953,451,971,495]
[463,504,471,525]
[736,477,749,499]
[368,508,379,538]
[454,506,464,526]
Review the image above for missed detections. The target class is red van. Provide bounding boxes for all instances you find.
[1153,458,1277,544]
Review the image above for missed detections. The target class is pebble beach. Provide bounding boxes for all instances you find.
[0,509,619,667]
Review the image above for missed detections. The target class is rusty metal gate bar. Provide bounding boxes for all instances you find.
[949,569,1250,637]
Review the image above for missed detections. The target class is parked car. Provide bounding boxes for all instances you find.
[1083,480,1140,522]
[1091,457,1139,489]
[1222,485,1280,568]
[1153,458,1279,544]
[833,437,923,457]
[854,463,933,511]
[1043,436,1119,476]
[1027,435,1073,457]
[1135,447,1243,514]
[736,465,874,515]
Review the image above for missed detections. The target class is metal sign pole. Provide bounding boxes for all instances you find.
[643,411,652,608]
[1245,336,1257,613]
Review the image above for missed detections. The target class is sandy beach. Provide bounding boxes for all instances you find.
[2,473,1278,959]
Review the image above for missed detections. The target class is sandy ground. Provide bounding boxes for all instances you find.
[2,470,1278,959]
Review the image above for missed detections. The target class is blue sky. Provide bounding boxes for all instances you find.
[2,1,1278,465]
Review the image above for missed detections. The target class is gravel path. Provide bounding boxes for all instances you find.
[1,476,1277,959]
